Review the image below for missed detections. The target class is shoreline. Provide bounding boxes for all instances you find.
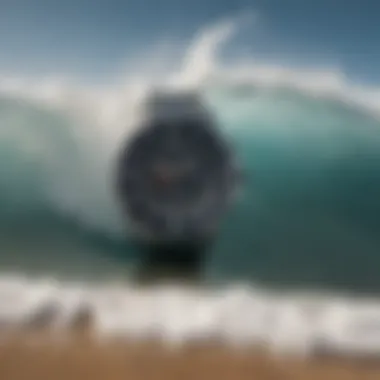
[0,274,379,379]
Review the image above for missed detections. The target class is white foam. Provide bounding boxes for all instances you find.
[0,274,379,357]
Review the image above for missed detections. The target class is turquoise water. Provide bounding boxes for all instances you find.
[207,89,380,292]
[1,87,380,293]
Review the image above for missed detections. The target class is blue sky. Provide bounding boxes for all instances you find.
[1,0,379,84]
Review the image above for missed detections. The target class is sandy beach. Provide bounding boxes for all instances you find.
[0,332,379,380]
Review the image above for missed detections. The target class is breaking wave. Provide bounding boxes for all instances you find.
[1,18,380,290]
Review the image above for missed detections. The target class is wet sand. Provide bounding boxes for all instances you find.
[0,332,380,380]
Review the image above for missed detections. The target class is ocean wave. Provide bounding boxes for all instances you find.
[0,17,379,291]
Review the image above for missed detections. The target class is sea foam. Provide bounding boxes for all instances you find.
[0,274,379,358]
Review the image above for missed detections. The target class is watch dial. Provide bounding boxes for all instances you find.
[117,118,235,240]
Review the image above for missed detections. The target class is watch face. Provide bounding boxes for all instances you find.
[117,118,236,240]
